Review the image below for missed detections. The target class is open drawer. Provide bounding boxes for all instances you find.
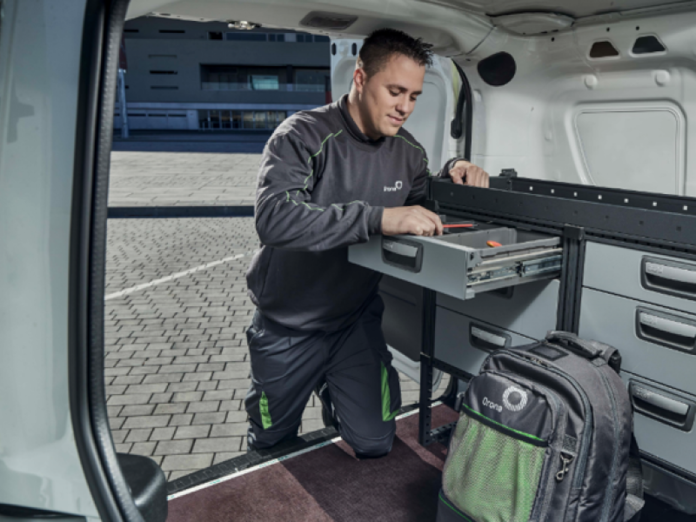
[349,225,563,301]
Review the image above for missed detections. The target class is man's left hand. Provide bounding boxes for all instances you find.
[448,160,490,188]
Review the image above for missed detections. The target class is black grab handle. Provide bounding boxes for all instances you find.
[381,237,424,273]
[545,331,622,373]
[546,331,602,359]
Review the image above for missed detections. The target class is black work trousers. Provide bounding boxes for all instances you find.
[244,295,402,457]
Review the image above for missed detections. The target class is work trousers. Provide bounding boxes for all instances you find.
[244,295,402,457]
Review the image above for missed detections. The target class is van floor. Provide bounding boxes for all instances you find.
[166,405,695,522]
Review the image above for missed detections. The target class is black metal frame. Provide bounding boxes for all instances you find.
[417,176,696,447]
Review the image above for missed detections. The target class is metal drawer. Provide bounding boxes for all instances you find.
[578,288,696,396]
[621,372,696,476]
[436,279,560,340]
[434,306,535,378]
[584,242,696,316]
[349,226,562,301]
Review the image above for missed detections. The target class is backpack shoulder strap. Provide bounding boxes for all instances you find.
[624,432,645,522]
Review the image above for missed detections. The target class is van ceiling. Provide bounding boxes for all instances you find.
[422,0,695,18]
[126,0,696,53]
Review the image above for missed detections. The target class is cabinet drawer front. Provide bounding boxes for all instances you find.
[579,288,696,396]
[436,279,560,341]
[434,307,534,377]
[349,227,561,301]
[622,373,696,476]
[584,242,696,315]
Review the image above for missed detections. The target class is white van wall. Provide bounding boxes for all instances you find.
[457,7,696,196]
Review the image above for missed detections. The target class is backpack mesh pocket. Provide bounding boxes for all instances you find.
[442,411,547,522]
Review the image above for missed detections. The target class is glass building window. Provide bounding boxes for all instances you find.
[225,32,267,41]
[294,68,330,92]
[201,65,284,91]
[250,75,279,90]
[201,65,329,92]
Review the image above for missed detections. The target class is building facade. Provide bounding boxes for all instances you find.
[116,16,331,132]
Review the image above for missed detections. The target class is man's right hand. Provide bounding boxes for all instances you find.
[382,206,444,237]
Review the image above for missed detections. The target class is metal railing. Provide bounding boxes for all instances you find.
[201,82,326,92]
[198,109,287,131]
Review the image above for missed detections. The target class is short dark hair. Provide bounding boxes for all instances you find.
[358,28,433,77]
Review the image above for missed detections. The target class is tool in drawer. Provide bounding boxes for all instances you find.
[441,218,478,234]
[443,224,476,229]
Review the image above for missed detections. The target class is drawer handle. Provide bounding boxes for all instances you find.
[381,237,423,273]
[469,324,510,352]
[629,381,695,431]
[642,257,696,301]
[645,262,696,286]
[636,308,696,353]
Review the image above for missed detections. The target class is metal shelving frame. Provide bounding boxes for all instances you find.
[418,177,696,462]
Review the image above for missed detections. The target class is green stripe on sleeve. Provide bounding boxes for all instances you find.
[393,134,428,161]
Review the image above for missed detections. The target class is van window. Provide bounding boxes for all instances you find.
[575,107,683,195]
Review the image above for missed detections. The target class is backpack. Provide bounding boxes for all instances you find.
[437,331,644,522]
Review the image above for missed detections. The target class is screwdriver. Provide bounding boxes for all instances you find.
[442,224,475,229]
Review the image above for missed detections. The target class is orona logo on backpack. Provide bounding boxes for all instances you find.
[481,396,502,412]
[481,386,528,413]
[502,386,528,412]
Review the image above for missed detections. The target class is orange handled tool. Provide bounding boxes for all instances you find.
[442,224,475,229]
[487,240,502,247]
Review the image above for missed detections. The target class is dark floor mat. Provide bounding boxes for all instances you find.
[167,406,456,522]
[167,405,696,521]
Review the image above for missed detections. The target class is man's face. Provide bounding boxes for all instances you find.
[355,53,425,139]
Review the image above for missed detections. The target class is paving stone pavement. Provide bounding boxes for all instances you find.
[109,151,260,207]
[106,152,447,481]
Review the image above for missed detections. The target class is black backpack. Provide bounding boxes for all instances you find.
[437,331,644,522]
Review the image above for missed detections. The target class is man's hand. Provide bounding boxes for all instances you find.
[449,160,490,188]
[382,206,444,237]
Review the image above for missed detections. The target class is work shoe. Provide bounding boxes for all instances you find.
[246,426,260,453]
[246,426,301,454]
[315,381,339,431]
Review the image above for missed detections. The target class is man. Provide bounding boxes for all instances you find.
[244,28,489,458]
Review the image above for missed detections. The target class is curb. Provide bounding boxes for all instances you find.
[108,206,255,218]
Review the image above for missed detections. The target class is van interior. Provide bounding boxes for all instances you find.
[49,0,696,520]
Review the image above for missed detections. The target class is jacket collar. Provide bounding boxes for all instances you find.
[338,94,385,148]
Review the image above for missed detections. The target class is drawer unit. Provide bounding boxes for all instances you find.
[578,288,696,396]
[436,278,560,340]
[434,306,535,377]
[584,242,696,316]
[622,372,696,476]
[349,226,562,301]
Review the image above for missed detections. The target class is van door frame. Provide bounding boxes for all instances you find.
[70,0,151,520]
